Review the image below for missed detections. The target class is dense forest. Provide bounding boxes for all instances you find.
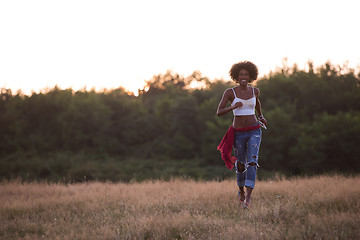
[1,61,360,182]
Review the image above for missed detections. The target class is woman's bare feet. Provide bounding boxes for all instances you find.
[244,186,253,208]
[238,187,245,203]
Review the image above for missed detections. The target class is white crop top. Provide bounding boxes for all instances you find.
[231,87,256,116]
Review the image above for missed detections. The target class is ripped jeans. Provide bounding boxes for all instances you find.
[233,128,262,189]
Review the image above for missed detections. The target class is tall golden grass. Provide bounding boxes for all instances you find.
[1,175,360,239]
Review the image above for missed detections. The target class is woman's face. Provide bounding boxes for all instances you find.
[237,69,250,85]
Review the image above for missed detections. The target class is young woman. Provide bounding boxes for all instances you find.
[216,61,267,209]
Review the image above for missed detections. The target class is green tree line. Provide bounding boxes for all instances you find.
[1,61,360,182]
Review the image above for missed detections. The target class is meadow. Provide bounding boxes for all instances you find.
[1,175,360,240]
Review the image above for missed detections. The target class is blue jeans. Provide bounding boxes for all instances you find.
[233,128,262,189]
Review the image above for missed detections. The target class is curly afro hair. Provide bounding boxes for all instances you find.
[229,61,258,83]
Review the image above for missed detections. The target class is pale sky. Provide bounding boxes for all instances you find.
[1,0,359,95]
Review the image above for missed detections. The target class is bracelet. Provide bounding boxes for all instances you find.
[258,115,264,119]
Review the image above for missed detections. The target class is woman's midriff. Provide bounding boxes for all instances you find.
[233,115,258,128]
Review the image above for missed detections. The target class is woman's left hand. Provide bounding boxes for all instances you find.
[259,117,267,126]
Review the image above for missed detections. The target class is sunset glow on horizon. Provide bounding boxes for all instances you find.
[1,0,359,96]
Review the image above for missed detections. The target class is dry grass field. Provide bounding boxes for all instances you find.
[1,175,360,240]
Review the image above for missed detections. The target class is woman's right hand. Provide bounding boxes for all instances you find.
[232,102,243,109]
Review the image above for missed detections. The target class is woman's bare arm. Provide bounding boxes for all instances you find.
[254,88,267,125]
[216,89,242,116]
